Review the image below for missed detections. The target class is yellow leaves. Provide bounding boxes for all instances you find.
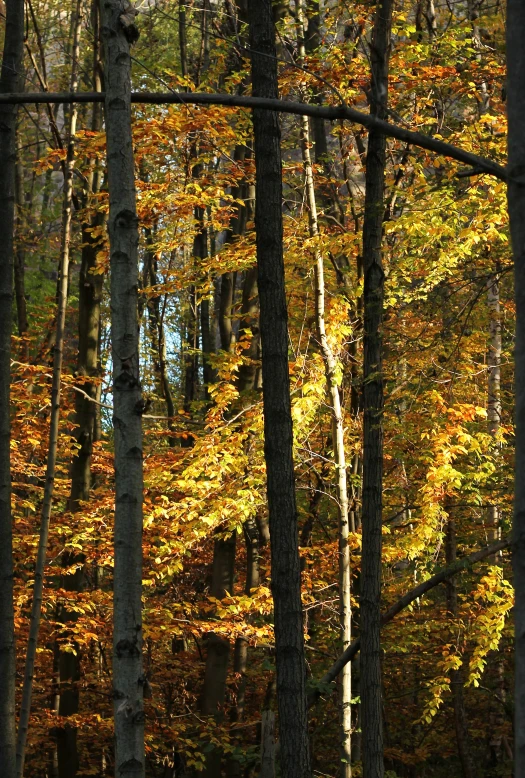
[419,649,463,724]
[467,568,513,687]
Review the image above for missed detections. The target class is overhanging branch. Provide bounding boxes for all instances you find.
[0,91,507,181]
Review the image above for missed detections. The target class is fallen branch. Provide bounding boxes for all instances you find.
[0,91,507,181]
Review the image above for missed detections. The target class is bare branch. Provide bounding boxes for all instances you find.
[0,91,507,181]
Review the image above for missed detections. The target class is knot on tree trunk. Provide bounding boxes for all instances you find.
[119,1,140,44]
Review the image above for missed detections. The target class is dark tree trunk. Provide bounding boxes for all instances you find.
[248,1,311,776]
[200,533,236,778]
[237,264,260,392]
[360,2,393,778]
[57,11,103,773]
[14,152,28,344]
[183,283,199,417]
[102,1,145,775]
[507,2,525,773]
[0,1,24,775]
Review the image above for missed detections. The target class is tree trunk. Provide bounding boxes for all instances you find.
[486,270,506,768]
[248,1,311,776]
[507,2,525,773]
[14,150,28,344]
[0,1,24,775]
[360,3,393,777]
[57,22,104,772]
[237,264,260,393]
[102,1,145,775]
[260,711,276,778]
[15,3,83,773]
[487,272,502,544]
[200,533,236,777]
[296,7,351,768]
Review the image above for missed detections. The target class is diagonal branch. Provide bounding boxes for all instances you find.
[311,535,510,700]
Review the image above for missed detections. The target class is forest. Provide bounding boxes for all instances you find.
[0,0,522,776]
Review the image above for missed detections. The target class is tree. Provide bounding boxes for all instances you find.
[102,1,145,775]
[360,2,393,776]
[0,1,24,775]
[507,0,525,774]
[248,0,311,775]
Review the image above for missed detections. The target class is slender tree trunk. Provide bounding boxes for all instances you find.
[0,1,24,775]
[248,1,311,775]
[69,0,104,511]
[360,3,393,777]
[487,273,502,543]
[296,7,351,768]
[14,150,28,344]
[102,1,145,775]
[56,23,104,772]
[225,518,260,778]
[237,263,260,393]
[178,0,188,79]
[486,271,506,768]
[507,3,525,773]
[15,4,82,773]
[183,284,199,413]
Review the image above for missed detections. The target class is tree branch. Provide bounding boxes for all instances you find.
[0,91,507,181]
[311,535,510,700]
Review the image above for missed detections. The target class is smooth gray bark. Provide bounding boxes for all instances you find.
[102,2,145,776]
[248,0,311,775]
[507,2,525,774]
[0,1,24,775]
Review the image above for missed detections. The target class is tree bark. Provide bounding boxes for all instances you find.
[69,0,104,511]
[14,150,28,344]
[200,532,236,778]
[101,1,145,775]
[248,1,311,775]
[57,15,104,771]
[296,6,351,767]
[507,2,525,773]
[0,1,24,775]
[15,2,82,773]
[360,2,392,777]
[260,711,276,778]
